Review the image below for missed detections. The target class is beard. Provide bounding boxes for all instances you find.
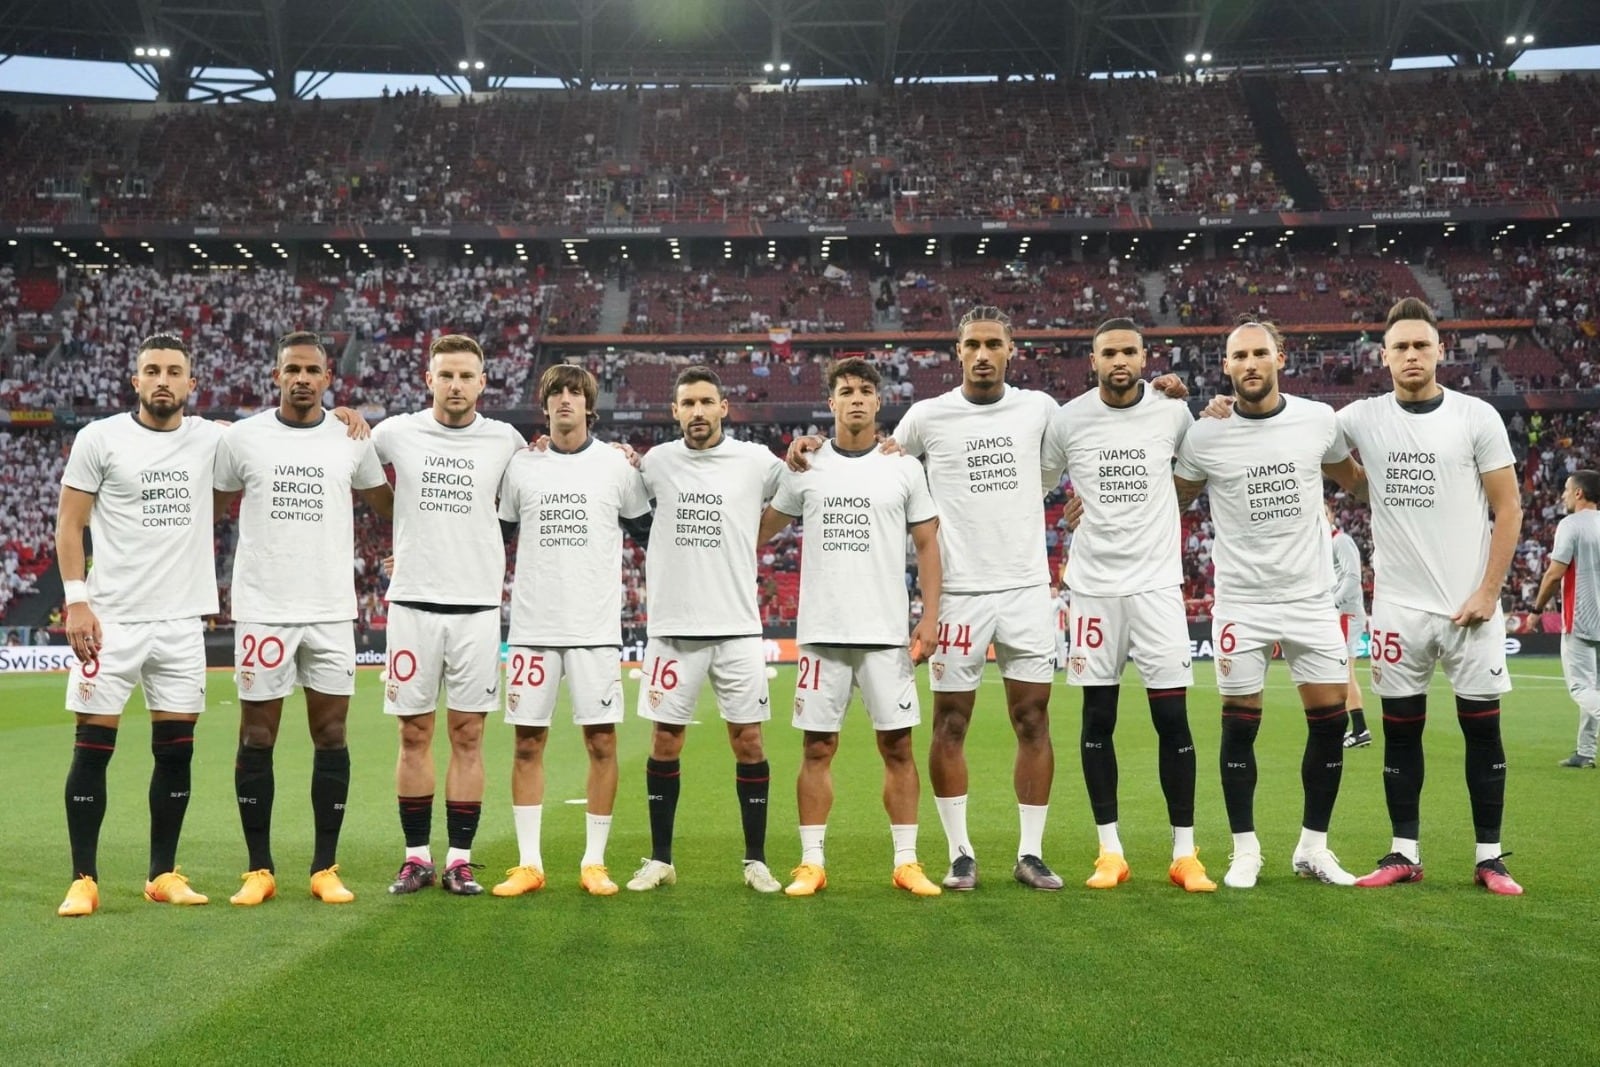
[1233,377,1273,404]
[140,394,183,419]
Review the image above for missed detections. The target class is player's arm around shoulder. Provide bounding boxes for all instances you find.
[1170,420,1209,506]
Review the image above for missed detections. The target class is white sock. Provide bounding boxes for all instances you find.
[444,847,470,868]
[1392,837,1421,863]
[1018,803,1048,859]
[513,805,543,870]
[582,813,612,867]
[1232,831,1261,855]
[935,795,973,863]
[1096,821,1123,855]
[890,824,918,867]
[1475,842,1502,864]
[1172,825,1196,860]
[1296,828,1328,854]
[406,845,433,864]
[799,824,826,867]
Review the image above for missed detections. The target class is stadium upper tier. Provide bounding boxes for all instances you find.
[3,72,1597,229]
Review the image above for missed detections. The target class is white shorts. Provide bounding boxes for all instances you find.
[1065,588,1193,689]
[65,618,206,716]
[505,646,625,728]
[637,635,771,726]
[793,645,920,733]
[383,604,502,716]
[929,586,1055,692]
[233,622,356,701]
[1340,613,1368,660]
[1211,596,1349,697]
[1562,634,1600,696]
[1367,600,1512,699]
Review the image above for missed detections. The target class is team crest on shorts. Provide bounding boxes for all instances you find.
[507,691,520,711]
[238,670,255,692]
[76,681,95,702]
[1069,655,1087,676]
[1371,665,1383,686]
[793,698,804,715]
[386,681,400,702]
[1217,657,1231,677]
[930,661,945,681]
[647,689,664,710]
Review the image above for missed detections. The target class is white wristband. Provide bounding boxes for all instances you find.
[63,580,89,605]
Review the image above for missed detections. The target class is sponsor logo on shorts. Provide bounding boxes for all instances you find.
[1181,659,1191,668]
[1490,668,1504,677]
[931,661,945,681]
[77,681,95,702]
[647,689,664,709]
[1217,657,1231,678]
[897,701,912,711]
[238,670,255,692]
[1069,655,1087,676]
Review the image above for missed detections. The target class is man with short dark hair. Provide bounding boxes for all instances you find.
[215,332,393,907]
[627,366,787,894]
[1534,469,1600,770]
[56,335,226,916]
[1042,317,1214,893]
[759,358,944,897]
[1340,298,1525,895]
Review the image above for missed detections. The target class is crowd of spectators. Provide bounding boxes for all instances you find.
[11,71,1594,230]
[1284,71,1600,211]
[0,426,64,619]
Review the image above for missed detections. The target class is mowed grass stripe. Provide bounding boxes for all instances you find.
[3,661,1596,1064]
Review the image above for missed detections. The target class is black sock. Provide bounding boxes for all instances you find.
[1219,704,1261,833]
[310,747,351,873]
[1148,688,1196,828]
[65,724,117,881]
[1380,695,1428,839]
[1348,707,1369,734]
[445,800,481,852]
[398,794,433,852]
[1457,697,1506,843]
[1301,704,1348,833]
[735,760,770,863]
[646,758,682,864]
[1080,685,1120,825]
[148,720,196,881]
[235,743,276,872]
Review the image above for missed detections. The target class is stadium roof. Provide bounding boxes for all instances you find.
[1,0,1596,98]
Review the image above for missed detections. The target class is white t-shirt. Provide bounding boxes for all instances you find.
[893,385,1057,594]
[1550,510,1600,640]
[1174,395,1349,604]
[214,410,386,624]
[640,435,783,638]
[1331,530,1364,617]
[499,439,651,646]
[771,441,936,646]
[1042,384,1191,596]
[60,413,224,622]
[1338,390,1515,617]
[373,411,525,607]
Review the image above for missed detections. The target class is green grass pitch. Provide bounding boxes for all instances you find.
[2,659,1597,1065]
